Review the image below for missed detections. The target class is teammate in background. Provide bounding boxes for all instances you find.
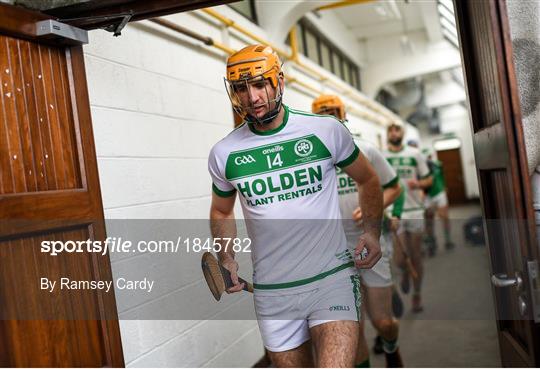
[209,45,384,367]
[312,94,405,368]
[384,123,432,313]
[422,148,454,255]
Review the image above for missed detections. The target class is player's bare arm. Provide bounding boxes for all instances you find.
[383,181,402,208]
[209,192,244,293]
[408,175,433,190]
[342,153,383,268]
[352,181,401,222]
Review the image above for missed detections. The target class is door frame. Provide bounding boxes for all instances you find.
[0,3,124,366]
[454,0,540,366]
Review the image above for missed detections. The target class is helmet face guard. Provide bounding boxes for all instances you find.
[224,73,283,125]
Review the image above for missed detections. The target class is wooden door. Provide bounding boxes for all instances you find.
[0,4,124,367]
[437,148,467,204]
[455,0,540,366]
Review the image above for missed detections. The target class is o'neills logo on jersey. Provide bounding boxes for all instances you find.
[234,155,256,165]
[261,145,284,155]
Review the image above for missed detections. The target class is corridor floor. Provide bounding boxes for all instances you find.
[365,204,501,367]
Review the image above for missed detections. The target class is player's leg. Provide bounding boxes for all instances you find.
[424,199,437,256]
[267,340,314,368]
[361,240,403,368]
[353,280,370,366]
[409,229,424,312]
[308,274,362,367]
[255,293,315,367]
[396,230,410,294]
[310,320,359,367]
[364,286,403,367]
[257,319,314,367]
[436,193,454,249]
[355,309,371,367]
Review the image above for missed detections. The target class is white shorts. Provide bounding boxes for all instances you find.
[425,192,448,209]
[358,232,393,288]
[255,273,361,352]
[398,210,425,234]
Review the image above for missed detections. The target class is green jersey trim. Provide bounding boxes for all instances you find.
[248,105,289,136]
[336,145,360,168]
[350,274,361,320]
[288,108,341,122]
[388,146,406,154]
[382,175,399,189]
[253,261,354,290]
[391,184,405,218]
[212,183,236,198]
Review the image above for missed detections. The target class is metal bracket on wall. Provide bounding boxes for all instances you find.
[60,11,134,37]
[35,19,88,44]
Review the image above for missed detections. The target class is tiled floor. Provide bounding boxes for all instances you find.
[365,203,501,367]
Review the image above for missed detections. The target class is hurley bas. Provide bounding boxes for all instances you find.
[41,277,154,293]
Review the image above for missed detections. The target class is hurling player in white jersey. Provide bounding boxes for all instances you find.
[384,123,432,313]
[312,95,405,368]
[208,45,384,367]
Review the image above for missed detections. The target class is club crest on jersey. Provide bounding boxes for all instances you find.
[294,139,313,157]
[234,155,256,165]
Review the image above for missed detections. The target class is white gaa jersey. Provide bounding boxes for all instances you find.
[337,139,398,247]
[208,105,360,293]
[383,145,430,214]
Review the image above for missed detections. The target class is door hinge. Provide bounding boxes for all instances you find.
[527,260,540,323]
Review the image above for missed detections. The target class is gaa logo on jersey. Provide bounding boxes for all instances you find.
[294,139,313,157]
[234,155,256,165]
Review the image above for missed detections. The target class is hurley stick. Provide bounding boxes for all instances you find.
[201,252,253,301]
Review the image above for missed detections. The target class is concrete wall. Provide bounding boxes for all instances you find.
[83,5,394,367]
[506,0,540,174]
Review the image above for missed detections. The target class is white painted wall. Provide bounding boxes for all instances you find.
[83,5,394,367]
[304,11,366,67]
[363,32,462,97]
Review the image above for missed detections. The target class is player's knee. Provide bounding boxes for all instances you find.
[374,318,397,335]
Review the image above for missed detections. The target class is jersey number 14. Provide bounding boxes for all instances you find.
[266,153,283,169]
